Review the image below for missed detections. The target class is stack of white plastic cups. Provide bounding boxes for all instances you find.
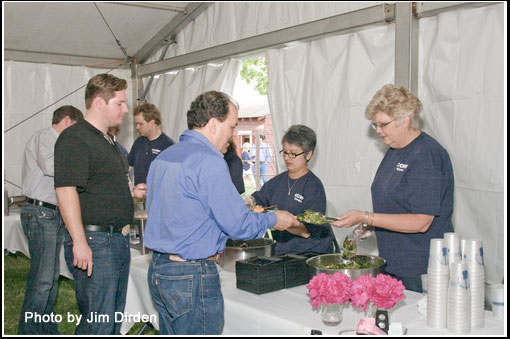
[447,262,471,333]
[463,239,485,329]
[427,238,449,328]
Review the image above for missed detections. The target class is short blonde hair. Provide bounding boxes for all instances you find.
[365,84,422,129]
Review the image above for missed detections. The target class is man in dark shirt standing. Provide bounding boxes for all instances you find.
[128,103,175,184]
[54,73,145,334]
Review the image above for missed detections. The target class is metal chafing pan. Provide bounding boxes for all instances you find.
[306,253,386,280]
[218,238,275,272]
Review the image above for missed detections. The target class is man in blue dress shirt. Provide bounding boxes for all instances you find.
[144,91,302,335]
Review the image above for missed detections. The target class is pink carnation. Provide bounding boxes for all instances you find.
[350,274,375,311]
[307,272,352,309]
[370,274,405,310]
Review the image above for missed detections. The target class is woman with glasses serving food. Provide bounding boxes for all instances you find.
[248,124,335,255]
[330,84,454,293]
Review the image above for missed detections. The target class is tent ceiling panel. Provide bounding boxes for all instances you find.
[4,2,191,67]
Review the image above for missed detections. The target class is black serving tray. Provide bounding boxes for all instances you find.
[277,254,311,288]
[235,256,285,294]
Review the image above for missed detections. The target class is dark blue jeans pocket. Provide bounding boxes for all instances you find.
[155,274,193,318]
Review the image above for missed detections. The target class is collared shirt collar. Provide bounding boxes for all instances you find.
[180,129,223,157]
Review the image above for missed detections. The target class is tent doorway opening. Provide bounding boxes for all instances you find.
[233,56,275,193]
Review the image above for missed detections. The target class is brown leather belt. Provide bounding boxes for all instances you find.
[169,254,218,262]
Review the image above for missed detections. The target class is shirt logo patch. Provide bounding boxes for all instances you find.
[151,149,162,155]
[294,193,304,203]
[396,162,408,172]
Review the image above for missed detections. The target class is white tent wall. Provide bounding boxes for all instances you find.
[144,59,241,141]
[418,6,505,284]
[145,2,380,63]
[3,63,132,196]
[265,4,505,284]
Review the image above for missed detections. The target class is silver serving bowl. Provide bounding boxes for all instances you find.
[306,254,386,280]
[218,238,275,272]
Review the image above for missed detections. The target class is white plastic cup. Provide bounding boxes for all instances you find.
[463,239,484,271]
[449,262,470,297]
[444,233,462,264]
[428,239,449,270]
[491,284,504,319]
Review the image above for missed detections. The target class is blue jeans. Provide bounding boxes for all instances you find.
[18,203,65,335]
[147,253,224,334]
[254,162,269,185]
[64,230,130,334]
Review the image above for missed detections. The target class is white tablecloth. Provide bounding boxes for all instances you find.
[119,255,505,336]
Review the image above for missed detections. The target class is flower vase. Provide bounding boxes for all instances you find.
[364,302,377,318]
[321,303,343,326]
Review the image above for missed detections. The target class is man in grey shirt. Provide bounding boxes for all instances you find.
[18,105,83,334]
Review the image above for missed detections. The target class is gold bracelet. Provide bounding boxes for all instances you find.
[369,212,374,226]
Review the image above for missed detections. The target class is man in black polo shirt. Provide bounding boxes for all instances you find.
[54,73,145,334]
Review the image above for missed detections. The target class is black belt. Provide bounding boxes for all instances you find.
[84,224,126,235]
[26,198,58,211]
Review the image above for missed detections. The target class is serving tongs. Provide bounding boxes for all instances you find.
[342,224,371,259]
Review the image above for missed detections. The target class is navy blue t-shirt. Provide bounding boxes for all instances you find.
[252,170,334,254]
[372,132,454,277]
[128,133,175,184]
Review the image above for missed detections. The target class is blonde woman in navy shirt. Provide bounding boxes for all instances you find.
[331,84,454,293]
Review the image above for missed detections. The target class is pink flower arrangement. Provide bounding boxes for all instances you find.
[307,273,406,311]
[307,272,352,309]
[370,273,405,310]
[350,274,375,311]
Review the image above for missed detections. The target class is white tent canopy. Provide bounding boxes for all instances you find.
[3,2,506,285]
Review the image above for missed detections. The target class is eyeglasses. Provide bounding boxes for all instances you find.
[279,150,305,159]
[371,119,396,130]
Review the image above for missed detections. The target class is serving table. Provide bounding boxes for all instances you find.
[120,254,505,335]
[4,211,504,335]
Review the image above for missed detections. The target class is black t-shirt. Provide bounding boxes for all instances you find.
[54,119,134,227]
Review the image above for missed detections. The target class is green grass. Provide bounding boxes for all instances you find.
[3,252,158,335]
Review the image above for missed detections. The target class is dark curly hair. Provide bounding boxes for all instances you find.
[282,124,317,154]
[187,91,238,130]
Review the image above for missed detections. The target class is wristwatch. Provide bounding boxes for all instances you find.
[362,211,369,228]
